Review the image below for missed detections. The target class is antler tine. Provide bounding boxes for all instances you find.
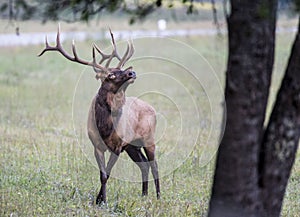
[124,41,135,65]
[117,40,135,69]
[45,35,49,47]
[72,40,78,59]
[116,42,130,69]
[93,43,111,64]
[37,36,50,57]
[92,47,103,73]
[92,29,134,70]
[38,25,108,73]
[103,29,121,68]
[56,23,61,47]
[109,28,120,59]
[38,25,62,57]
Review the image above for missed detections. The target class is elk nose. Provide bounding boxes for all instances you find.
[128,71,136,78]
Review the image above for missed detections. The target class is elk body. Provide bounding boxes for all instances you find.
[39,26,160,204]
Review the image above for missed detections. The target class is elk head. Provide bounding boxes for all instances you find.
[102,68,136,93]
[38,24,135,82]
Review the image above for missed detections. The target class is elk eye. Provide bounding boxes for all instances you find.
[109,74,116,80]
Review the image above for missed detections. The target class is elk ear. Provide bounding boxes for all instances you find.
[95,72,106,82]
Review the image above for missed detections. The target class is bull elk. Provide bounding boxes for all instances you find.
[38,26,160,204]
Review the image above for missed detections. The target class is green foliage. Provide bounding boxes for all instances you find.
[0,0,201,23]
[295,0,300,11]
[0,0,36,20]
[0,2,8,12]
[40,0,125,22]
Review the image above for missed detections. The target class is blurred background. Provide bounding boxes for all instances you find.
[0,0,299,216]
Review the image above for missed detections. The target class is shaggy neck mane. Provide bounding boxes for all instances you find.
[95,85,126,140]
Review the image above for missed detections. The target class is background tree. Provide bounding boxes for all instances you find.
[1,0,299,216]
[209,1,300,216]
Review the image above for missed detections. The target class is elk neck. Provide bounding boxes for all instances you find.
[95,85,126,140]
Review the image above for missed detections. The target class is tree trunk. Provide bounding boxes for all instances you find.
[259,17,300,216]
[208,1,277,217]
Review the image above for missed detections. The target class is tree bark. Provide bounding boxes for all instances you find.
[208,1,277,217]
[259,17,300,216]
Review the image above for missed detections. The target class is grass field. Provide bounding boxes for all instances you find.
[0,19,299,216]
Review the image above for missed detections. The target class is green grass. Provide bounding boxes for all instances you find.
[0,23,299,216]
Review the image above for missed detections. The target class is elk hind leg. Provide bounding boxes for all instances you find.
[125,143,150,196]
[144,145,160,199]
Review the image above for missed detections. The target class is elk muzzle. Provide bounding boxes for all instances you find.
[126,70,136,83]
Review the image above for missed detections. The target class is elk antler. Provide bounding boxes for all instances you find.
[93,29,134,70]
[38,24,135,81]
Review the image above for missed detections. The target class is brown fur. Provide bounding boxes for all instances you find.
[87,69,160,204]
[38,28,158,204]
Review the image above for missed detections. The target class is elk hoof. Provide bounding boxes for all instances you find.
[157,192,161,199]
[95,198,108,209]
[96,195,106,206]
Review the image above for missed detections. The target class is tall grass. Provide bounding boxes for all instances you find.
[0,30,299,216]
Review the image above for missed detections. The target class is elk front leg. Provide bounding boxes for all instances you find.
[144,144,160,199]
[94,148,107,205]
[95,150,119,205]
[106,152,120,180]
